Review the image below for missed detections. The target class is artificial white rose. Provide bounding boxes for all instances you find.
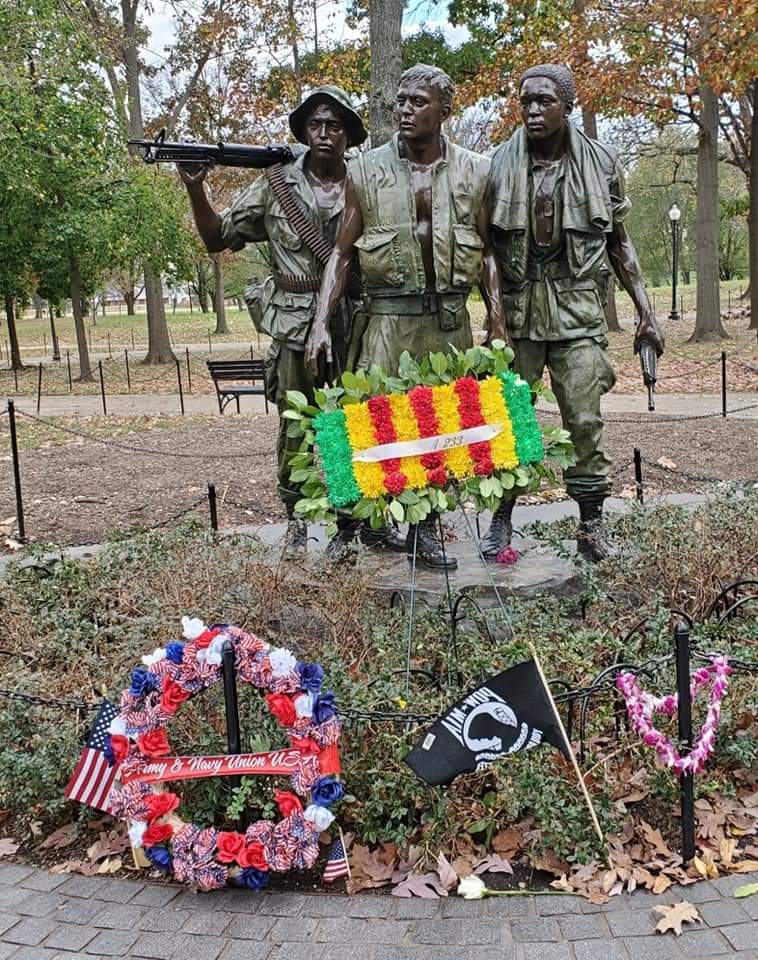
[303,804,335,831]
[108,716,127,737]
[457,875,487,900]
[141,648,166,667]
[294,692,314,718]
[269,648,297,677]
[181,616,206,641]
[128,821,147,848]
[205,634,230,667]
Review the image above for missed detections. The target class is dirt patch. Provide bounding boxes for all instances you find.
[1,411,757,551]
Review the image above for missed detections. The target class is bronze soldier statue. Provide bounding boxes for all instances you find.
[483,63,665,561]
[306,64,506,569]
[179,86,403,556]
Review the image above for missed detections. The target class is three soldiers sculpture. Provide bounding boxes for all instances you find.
[179,62,664,568]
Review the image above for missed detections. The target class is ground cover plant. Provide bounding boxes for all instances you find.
[0,490,755,898]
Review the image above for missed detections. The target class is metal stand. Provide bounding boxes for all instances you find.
[634,448,643,503]
[207,482,218,531]
[7,400,26,543]
[674,621,696,861]
[404,524,419,696]
[221,638,245,829]
[436,513,461,689]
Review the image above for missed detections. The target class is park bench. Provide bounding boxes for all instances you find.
[206,359,270,415]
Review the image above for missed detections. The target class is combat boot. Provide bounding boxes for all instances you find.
[283,504,307,559]
[406,517,458,571]
[576,497,610,562]
[359,521,406,552]
[325,518,359,563]
[479,499,515,560]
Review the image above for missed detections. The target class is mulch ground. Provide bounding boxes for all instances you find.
[2,410,758,551]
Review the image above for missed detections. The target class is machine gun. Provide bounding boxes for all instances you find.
[129,128,304,169]
[638,337,658,411]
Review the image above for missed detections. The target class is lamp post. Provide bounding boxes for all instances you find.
[669,203,681,321]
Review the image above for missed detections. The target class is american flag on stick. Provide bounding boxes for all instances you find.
[322,829,350,884]
[64,699,120,812]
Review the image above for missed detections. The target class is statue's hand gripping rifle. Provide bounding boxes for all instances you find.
[129,128,305,169]
[637,337,658,412]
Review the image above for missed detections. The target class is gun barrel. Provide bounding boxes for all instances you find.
[127,137,299,169]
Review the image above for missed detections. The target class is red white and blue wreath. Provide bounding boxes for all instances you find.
[104,617,344,891]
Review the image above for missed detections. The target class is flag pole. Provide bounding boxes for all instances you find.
[529,643,604,844]
[340,827,351,880]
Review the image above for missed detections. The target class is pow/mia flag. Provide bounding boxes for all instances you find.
[405,660,571,786]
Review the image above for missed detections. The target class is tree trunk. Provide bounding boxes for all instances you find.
[287,0,302,101]
[124,289,136,315]
[33,294,44,320]
[689,77,727,341]
[749,79,758,331]
[4,293,23,371]
[48,303,61,361]
[212,255,229,334]
[196,265,210,313]
[69,254,93,381]
[143,272,174,364]
[121,0,175,364]
[368,0,404,147]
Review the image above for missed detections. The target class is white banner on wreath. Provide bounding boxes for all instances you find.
[352,423,503,463]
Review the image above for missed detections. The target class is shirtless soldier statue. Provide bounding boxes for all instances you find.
[306,64,506,570]
[179,86,403,556]
[482,63,665,561]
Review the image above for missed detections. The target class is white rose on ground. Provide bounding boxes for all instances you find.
[181,616,206,640]
[303,804,335,831]
[457,875,487,899]
[128,821,147,847]
[269,648,297,677]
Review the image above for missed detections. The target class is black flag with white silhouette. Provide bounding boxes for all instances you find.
[405,659,571,787]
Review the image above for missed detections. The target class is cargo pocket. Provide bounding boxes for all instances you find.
[270,212,302,251]
[264,341,281,404]
[451,224,484,287]
[553,277,605,334]
[354,229,402,287]
[503,288,527,333]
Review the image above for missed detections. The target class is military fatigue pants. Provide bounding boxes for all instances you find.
[511,336,616,501]
[354,300,474,374]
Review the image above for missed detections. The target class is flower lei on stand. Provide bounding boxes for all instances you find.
[616,656,732,776]
[106,617,344,891]
[284,341,575,533]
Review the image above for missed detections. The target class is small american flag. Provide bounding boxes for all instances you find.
[322,830,350,884]
[64,700,119,812]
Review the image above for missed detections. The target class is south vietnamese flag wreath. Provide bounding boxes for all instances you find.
[284,341,574,533]
[105,616,344,891]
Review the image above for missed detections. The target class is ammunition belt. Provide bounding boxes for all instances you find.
[265,164,333,266]
[273,271,322,294]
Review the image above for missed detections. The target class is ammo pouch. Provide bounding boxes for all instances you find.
[440,292,468,331]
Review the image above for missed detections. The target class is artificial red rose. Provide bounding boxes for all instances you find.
[216,831,247,864]
[291,736,321,756]
[238,841,268,870]
[144,791,179,822]
[142,822,173,847]
[110,734,130,764]
[474,460,494,477]
[427,467,448,486]
[266,693,297,728]
[194,627,221,650]
[274,790,303,818]
[137,728,171,758]
[384,471,406,495]
[159,676,191,715]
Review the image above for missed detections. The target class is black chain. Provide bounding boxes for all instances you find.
[642,458,749,486]
[13,409,275,460]
[70,494,209,547]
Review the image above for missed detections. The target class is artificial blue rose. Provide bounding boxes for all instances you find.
[235,867,270,891]
[296,662,324,694]
[165,642,185,665]
[313,690,336,724]
[129,667,159,698]
[311,776,345,807]
[145,845,172,873]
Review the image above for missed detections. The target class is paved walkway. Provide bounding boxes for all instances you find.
[0,863,756,960]
[7,393,758,420]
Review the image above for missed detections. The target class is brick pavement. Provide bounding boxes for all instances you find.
[0,864,755,960]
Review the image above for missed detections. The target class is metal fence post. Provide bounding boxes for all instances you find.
[98,361,107,415]
[633,448,643,504]
[66,350,72,392]
[36,363,43,415]
[721,351,727,418]
[207,482,218,531]
[125,350,131,392]
[7,400,26,543]
[674,622,696,861]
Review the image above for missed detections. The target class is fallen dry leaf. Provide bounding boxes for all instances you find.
[533,850,571,876]
[730,859,758,873]
[0,838,20,858]
[435,853,458,892]
[639,821,675,859]
[40,824,78,850]
[391,872,447,898]
[654,901,701,936]
[473,854,513,876]
[491,827,522,859]
[96,857,122,874]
